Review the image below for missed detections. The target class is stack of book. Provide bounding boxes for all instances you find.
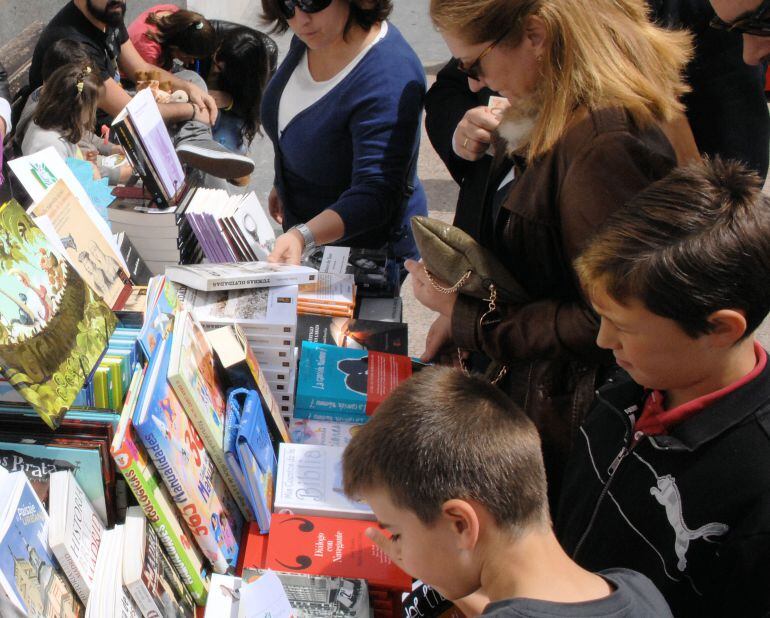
[186,188,275,262]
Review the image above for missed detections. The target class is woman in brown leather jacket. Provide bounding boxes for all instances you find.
[408,0,695,505]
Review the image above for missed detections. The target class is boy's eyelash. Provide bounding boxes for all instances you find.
[390,534,401,542]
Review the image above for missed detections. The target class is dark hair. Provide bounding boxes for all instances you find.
[214,28,275,146]
[145,9,216,69]
[261,0,392,36]
[575,158,770,339]
[41,40,92,82]
[343,367,549,530]
[34,63,103,144]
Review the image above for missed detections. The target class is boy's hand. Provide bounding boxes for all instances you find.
[365,527,402,565]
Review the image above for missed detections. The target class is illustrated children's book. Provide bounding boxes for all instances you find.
[294,342,427,423]
[288,419,361,448]
[132,333,243,574]
[111,366,209,605]
[0,471,85,617]
[0,200,117,429]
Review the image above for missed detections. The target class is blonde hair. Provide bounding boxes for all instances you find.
[430,0,693,161]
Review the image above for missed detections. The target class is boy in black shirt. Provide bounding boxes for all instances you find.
[343,367,673,617]
[557,158,770,616]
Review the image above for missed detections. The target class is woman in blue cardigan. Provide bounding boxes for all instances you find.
[261,0,427,267]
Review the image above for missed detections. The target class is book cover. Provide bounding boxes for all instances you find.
[166,262,316,293]
[236,570,293,618]
[202,574,241,617]
[229,193,274,261]
[137,275,178,359]
[30,180,133,310]
[181,285,297,336]
[274,444,374,520]
[0,200,117,429]
[288,419,362,448]
[167,311,254,521]
[123,507,195,618]
[265,514,411,591]
[111,366,209,605]
[48,471,104,605]
[116,232,155,286]
[0,471,85,617]
[294,343,426,422]
[297,316,408,356]
[132,333,243,574]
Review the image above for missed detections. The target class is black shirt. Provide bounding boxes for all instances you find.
[29,1,129,90]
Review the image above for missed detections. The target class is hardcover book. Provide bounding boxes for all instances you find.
[166,262,316,292]
[0,200,117,429]
[0,471,85,617]
[48,471,104,605]
[122,507,195,618]
[132,333,243,574]
[265,514,411,591]
[111,366,209,605]
[274,443,374,520]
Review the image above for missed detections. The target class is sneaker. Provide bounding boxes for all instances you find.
[176,140,255,179]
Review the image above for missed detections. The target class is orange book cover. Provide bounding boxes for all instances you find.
[265,514,411,591]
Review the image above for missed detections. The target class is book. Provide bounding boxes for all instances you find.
[132,333,243,574]
[356,298,403,323]
[274,443,374,520]
[30,180,133,310]
[111,366,209,605]
[116,232,157,286]
[236,570,293,618]
[0,471,85,616]
[304,246,399,298]
[297,274,355,318]
[112,114,169,208]
[167,310,253,521]
[206,324,291,445]
[297,315,408,355]
[224,389,277,534]
[0,200,117,429]
[202,574,241,617]
[288,419,362,448]
[181,285,298,337]
[166,262,316,292]
[85,525,141,618]
[265,514,411,591]
[294,342,427,423]
[123,507,195,618]
[48,470,105,605]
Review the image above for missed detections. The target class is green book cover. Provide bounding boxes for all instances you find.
[111,367,209,605]
[0,200,117,429]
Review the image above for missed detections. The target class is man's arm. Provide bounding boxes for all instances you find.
[99,76,204,125]
[117,38,217,123]
[0,61,11,138]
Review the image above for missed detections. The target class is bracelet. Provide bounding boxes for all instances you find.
[291,223,316,253]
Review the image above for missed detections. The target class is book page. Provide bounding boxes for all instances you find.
[238,571,293,618]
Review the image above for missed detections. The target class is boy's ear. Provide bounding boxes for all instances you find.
[440,499,480,551]
[706,309,748,345]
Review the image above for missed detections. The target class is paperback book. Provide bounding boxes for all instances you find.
[297,316,408,356]
[0,200,117,429]
[85,525,141,618]
[167,262,316,292]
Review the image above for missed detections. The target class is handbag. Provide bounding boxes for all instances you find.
[410,216,531,384]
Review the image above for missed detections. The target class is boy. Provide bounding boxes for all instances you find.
[557,158,770,617]
[343,366,672,616]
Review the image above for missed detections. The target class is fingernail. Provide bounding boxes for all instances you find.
[365,528,376,539]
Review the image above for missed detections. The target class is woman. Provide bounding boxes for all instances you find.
[260,0,428,268]
[128,5,216,71]
[411,0,693,502]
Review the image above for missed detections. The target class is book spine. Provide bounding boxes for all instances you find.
[167,372,254,521]
[291,407,368,424]
[112,428,209,605]
[125,579,162,618]
[205,274,312,291]
[50,542,90,605]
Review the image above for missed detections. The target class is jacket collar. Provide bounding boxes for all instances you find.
[596,355,770,451]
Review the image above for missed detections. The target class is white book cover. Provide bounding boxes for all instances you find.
[237,571,292,618]
[48,471,105,605]
[231,193,275,261]
[204,574,242,618]
[165,262,316,292]
[181,285,298,335]
[274,444,375,520]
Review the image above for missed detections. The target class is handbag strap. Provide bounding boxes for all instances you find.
[424,267,472,294]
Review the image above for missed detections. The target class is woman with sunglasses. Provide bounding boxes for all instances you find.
[260,0,427,268]
[410,0,694,506]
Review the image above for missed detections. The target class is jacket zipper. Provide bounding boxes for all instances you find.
[573,391,640,559]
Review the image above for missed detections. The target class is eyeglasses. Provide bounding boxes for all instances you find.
[279,0,333,19]
[455,29,510,81]
[710,0,770,36]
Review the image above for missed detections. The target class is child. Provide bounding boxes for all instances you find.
[557,158,770,617]
[343,366,672,617]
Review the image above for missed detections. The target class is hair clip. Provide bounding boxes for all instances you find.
[76,79,85,94]
[195,21,203,30]
[85,66,92,74]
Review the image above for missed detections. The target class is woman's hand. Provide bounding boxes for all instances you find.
[268,187,284,225]
[184,82,218,125]
[421,314,454,362]
[268,228,304,265]
[453,104,507,161]
[406,259,458,318]
[209,89,234,110]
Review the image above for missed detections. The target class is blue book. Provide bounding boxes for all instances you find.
[0,471,84,616]
[224,388,276,534]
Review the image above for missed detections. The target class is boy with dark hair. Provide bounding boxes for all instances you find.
[343,366,672,617]
[557,158,770,617]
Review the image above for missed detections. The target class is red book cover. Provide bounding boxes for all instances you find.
[237,522,269,575]
[265,514,412,591]
[365,351,413,415]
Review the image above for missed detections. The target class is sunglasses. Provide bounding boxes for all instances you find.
[455,29,511,81]
[710,0,770,36]
[279,0,333,19]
